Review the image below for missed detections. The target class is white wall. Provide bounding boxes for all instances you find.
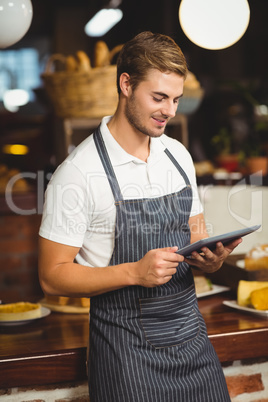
[199,184,268,254]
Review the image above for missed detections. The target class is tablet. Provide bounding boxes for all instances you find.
[177,224,261,257]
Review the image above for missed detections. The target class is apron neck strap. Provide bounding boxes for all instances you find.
[93,125,124,202]
[164,148,191,186]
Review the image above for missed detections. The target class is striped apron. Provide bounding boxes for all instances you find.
[88,127,230,402]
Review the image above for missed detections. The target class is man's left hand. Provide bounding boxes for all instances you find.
[184,238,242,273]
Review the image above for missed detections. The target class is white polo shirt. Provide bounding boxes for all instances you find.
[39,116,203,267]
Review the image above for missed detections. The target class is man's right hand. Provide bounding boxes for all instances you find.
[131,247,184,288]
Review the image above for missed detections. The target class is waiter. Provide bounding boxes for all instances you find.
[38,31,241,401]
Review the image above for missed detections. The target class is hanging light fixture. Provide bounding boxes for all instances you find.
[179,0,250,50]
[85,0,123,37]
[3,89,30,112]
[0,0,33,49]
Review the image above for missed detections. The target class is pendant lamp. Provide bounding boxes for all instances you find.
[179,0,250,50]
[85,0,123,37]
[0,0,33,48]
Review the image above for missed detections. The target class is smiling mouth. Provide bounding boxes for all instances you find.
[152,117,167,125]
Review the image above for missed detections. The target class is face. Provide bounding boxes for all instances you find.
[124,69,184,138]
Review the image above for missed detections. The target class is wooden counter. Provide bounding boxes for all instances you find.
[1,291,268,389]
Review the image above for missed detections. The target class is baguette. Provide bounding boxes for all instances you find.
[66,55,78,71]
[94,41,110,67]
[76,50,91,71]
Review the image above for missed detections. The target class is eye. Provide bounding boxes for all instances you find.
[153,96,163,102]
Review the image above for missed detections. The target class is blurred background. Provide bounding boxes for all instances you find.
[0,0,267,173]
[0,0,268,302]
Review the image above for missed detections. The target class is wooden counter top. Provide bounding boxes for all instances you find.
[0,312,89,388]
[198,292,268,362]
[1,292,268,389]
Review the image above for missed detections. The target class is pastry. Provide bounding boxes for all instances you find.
[94,42,123,67]
[237,280,268,307]
[66,55,78,71]
[94,41,110,67]
[244,244,268,270]
[194,160,215,176]
[76,50,91,71]
[0,302,41,321]
[194,276,212,295]
[44,295,90,308]
[250,287,268,310]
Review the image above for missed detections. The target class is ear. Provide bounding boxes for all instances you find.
[119,72,131,97]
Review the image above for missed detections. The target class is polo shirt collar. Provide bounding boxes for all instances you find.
[100,116,166,167]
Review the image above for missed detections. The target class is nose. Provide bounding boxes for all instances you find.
[161,101,177,118]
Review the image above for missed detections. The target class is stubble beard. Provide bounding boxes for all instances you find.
[124,94,166,138]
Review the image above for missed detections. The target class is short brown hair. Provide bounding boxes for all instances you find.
[116,31,188,94]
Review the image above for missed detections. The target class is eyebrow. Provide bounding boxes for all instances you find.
[152,91,184,100]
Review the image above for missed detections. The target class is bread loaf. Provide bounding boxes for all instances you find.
[94,41,110,67]
[245,244,268,270]
[66,55,78,71]
[76,50,91,71]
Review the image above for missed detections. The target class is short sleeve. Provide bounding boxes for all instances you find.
[39,161,92,247]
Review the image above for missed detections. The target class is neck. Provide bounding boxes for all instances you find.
[107,113,150,162]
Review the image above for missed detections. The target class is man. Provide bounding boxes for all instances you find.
[39,31,241,401]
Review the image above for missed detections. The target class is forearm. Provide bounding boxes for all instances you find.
[39,260,135,298]
[38,238,183,297]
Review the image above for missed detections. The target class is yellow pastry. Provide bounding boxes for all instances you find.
[245,244,268,270]
[0,302,41,321]
[237,280,268,307]
[250,287,268,310]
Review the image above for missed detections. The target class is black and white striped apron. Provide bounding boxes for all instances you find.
[88,127,230,402]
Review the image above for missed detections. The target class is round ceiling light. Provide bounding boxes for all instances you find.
[0,0,33,49]
[179,0,250,50]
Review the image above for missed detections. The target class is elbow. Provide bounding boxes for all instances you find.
[38,266,60,296]
[38,275,56,296]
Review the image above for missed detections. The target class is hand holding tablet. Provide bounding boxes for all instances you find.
[177,225,261,258]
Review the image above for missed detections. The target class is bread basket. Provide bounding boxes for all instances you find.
[41,53,118,119]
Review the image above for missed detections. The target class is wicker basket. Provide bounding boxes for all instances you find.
[41,54,118,118]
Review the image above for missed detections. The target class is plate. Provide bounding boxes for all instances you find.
[197,284,230,298]
[223,300,268,317]
[236,259,245,269]
[0,306,51,326]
